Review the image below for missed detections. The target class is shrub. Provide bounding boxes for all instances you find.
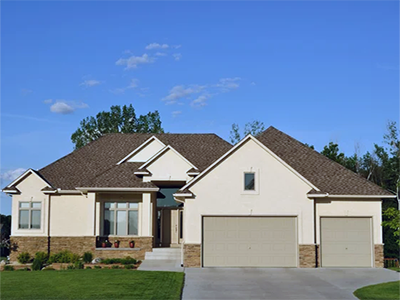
[17,252,31,264]
[101,257,137,265]
[122,257,137,265]
[85,266,92,269]
[82,252,93,263]
[67,265,75,270]
[42,267,55,271]
[48,250,80,263]
[94,265,102,269]
[16,267,30,271]
[3,265,14,271]
[32,258,44,271]
[124,264,134,269]
[111,265,121,269]
[35,252,48,264]
[74,261,84,270]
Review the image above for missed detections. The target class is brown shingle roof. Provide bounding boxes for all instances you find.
[39,133,232,189]
[257,127,393,196]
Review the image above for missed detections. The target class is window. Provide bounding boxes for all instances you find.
[104,202,138,236]
[18,202,41,229]
[244,173,255,191]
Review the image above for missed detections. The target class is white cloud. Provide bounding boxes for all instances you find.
[109,88,125,95]
[116,53,155,69]
[0,168,26,182]
[43,99,53,104]
[49,101,88,114]
[172,111,182,118]
[162,85,205,105]
[172,45,182,49]
[80,79,101,87]
[127,78,139,89]
[173,53,182,61]
[145,43,169,50]
[215,77,241,91]
[109,79,139,95]
[155,52,167,57]
[191,95,209,108]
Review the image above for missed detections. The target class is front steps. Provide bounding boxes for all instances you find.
[145,247,182,260]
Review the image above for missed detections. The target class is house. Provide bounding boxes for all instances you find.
[2,127,395,268]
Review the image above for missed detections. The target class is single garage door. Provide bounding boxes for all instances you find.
[203,216,297,267]
[320,217,373,267]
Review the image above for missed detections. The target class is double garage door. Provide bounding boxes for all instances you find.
[202,216,373,268]
[203,217,298,267]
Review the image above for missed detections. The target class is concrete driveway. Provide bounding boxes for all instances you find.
[182,268,399,300]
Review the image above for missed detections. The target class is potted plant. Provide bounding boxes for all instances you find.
[102,240,108,248]
[129,240,135,248]
[114,240,120,248]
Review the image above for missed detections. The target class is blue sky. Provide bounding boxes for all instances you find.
[1,1,399,214]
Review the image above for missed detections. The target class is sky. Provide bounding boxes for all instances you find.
[1,1,399,215]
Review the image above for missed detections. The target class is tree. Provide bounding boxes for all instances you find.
[382,208,400,246]
[229,121,265,144]
[71,105,164,149]
[0,214,11,257]
[321,142,345,164]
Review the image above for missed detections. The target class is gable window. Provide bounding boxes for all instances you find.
[104,202,138,236]
[18,202,41,229]
[244,173,255,191]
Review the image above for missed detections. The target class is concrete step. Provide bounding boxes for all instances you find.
[145,248,182,260]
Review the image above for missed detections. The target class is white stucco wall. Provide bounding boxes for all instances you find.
[11,173,49,236]
[316,199,382,244]
[50,193,95,236]
[185,139,315,244]
[128,138,165,162]
[145,149,193,182]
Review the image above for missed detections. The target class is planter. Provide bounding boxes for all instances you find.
[129,241,135,248]
[114,243,119,248]
[102,243,107,248]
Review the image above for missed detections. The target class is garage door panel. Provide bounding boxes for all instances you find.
[321,217,372,267]
[203,216,297,267]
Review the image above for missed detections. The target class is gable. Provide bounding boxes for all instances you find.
[144,148,194,182]
[14,172,49,195]
[116,137,166,163]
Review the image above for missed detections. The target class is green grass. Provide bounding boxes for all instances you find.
[1,269,184,300]
[388,267,400,272]
[354,281,400,300]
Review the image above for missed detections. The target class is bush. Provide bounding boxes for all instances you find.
[74,261,84,270]
[48,250,80,263]
[82,252,93,263]
[35,252,49,264]
[121,257,137,265]
[124,264,134,269]
[101,257,137,265]
[16,267,30,271]
[17,252,31,264]
[42,267,55,271]
[32,258,44,271]
[111,265,121,269]
[94,265,102,269]
[3,265,14,271]
[85,266,92,269]
[67,265,75,270]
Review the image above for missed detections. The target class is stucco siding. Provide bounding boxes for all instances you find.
[50,193,95,236]
[185,139,315,244]
[127,138,165,162]
[316,199,382,244]
[145,148,193,182]
[11,173,49,236]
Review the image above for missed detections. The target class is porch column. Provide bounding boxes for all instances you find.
[142,193,152,236]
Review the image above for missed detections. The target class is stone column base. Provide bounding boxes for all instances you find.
[184,244,201,267]
[299,244,318,268]
[374,244,384,268]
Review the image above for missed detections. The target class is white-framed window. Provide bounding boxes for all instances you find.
[244,172,255,191]
[18,202,41,229]
[103,202,139,236]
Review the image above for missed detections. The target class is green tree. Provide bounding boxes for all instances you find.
[321,142,345,164]
[229,121,265,144]
[71,105,164,149]
[382,208,400,246]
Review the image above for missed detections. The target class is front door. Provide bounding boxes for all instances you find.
[157,208,182,247]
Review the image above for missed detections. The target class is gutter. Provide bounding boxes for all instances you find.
[307,193,396,199]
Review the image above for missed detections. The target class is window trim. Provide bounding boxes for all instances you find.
[18,201,42,230]
[103,201,139,236]
[244,172,256,191]
[242,169,259,195]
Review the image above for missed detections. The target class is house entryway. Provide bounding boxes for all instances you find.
[156,207,183,247]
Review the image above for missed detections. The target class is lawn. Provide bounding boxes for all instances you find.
[1,269,184,300]
[388,267,400,272]
[354,281,400,300]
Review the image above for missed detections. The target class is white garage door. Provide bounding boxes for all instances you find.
[320,217,373,267]
[203,216,297,267]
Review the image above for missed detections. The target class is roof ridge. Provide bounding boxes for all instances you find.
[261,127,392,195]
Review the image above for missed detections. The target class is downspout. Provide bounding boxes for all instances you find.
[47,194,51,256]
[313,198,318,268]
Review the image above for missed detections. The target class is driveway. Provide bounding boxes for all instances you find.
[182,268,399,300]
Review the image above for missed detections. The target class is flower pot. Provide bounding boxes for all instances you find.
[129,242,135,248]
[114,243,119,248]
[102,243,106,248]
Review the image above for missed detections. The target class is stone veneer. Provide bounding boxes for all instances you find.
[299,244,318,268]
[9,236,48,261]
[95,237,153,260]
[50,237,96,255]
[374,244,384,268]
[184,244,201,267]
